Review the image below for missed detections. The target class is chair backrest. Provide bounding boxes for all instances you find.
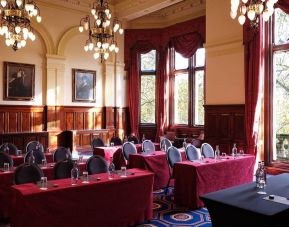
[14,163,44,185]
[0,143,19,155]
[167,146,182,168]
[186,144,201,161]
[201,143,215,158]
[110,136,123,146]
[86,155,108,175]
[53,160,74,179]
[53,147,72,162]
[142,140,155,153]
[24,149,46,165]
[26,141,44,153]
[191,139,202,148]
[122,142,137,161]
[127,135,139,144]
[91,138,105,148]
[0,152,13,168]
[160,138,172,152]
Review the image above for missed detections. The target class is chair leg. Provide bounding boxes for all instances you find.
[165,177,171,195]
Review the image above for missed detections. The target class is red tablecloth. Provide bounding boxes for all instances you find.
[174,155,255,209]
[93,143,160,170]
[0,162,86,219]
[10,168,154,227]
[11,153,53,166]
[129,150,186,190]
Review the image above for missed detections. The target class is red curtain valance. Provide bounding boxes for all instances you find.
[170,32,203,58]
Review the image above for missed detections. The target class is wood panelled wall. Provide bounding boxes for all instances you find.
[0,105,129,148]
[0,105,44,133]
[204,105,246,154]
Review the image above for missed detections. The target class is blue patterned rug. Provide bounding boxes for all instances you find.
[136,187,212,227]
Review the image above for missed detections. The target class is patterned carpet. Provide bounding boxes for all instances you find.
[136,187,212,227]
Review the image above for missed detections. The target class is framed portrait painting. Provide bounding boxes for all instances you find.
[72,68,96,102]
[3,62,35,101]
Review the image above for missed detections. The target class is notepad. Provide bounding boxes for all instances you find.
[263,195,289,206]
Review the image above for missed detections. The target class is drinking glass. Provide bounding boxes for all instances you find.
[200,155,205,163]
[239,149,244,156]
[78,155,83,163]
[42,159,47,167]
[40,177,48,190]
[110,142,114,147]
[120,166,127,177]
[82,171,89,183]
[3,163,9,172]
[17,150,22,156]
[221,152,227,159]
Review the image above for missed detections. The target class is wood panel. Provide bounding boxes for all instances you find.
[0,105,44,133]
[0,131,49,153]
[139,125,157,142]
[204,105,246,154]
[105,107,115,129]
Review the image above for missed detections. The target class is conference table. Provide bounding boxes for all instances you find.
[0,161,86,219]
[129,149,186,190]
[200,173,289,227]
[174,154,255,209]
[93,143,160,170]
[10,168,154,227]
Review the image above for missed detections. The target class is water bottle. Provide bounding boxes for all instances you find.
[215,145,220,160]
[261,161,267,185]
[4,143,9,154]
[232,143,237,158]
[255,161,262,188]
[71,160,79,185]
[108,157,116,180]
[28,150,35,164]
[183,138,187,149]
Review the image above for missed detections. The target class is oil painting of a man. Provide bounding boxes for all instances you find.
[4,62,35,100]
[73,69,96,102]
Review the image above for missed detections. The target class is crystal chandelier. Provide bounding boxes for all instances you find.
[230,0,278,28]
[78,0,123,62]
[0,0,42,51]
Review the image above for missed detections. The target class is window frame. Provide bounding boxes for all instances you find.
[139,50,157,126]
[265,8,289,169]
[169,48,205,127]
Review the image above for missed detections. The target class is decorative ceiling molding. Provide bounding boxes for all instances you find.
[127,0,205,29]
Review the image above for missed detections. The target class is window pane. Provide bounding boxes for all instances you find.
[274,8,289,45]
[273,51,289,162]
[196,48,205,67]
[141,50,156,71]
[174,73,189,124]
[175,52,188,70]
[194,70,204,125]
[140,75,156,123]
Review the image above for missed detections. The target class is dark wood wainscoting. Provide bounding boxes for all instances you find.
[204,105,246,154]
[139,124,157,142]
[0,105,130,149]
[0,105,44,133]
[0,131,49,152]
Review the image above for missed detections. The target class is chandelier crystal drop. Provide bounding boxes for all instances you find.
[0,0,42,51]
[79,0,123,62]
[230,0,278,28]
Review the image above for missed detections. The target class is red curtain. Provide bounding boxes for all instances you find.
[243,19,264,155]
[128,40,156,136]
[276,0,289,14]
